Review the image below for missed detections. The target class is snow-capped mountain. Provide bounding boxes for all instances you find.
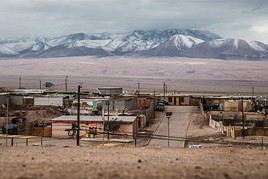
[139,35,204,56]
[0,29,267,59]
[182,39,268,59]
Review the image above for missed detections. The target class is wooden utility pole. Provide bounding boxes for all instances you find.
[6,97,9,134]
[137,82,140,96]
[102,100,105,145]
[107,100,110,140]
[163,81,166,102]
[77,85,81,146]
[65,76,68,92]
[153,90,156,119]
[19,76,22,89]
[166,112,172,147]
[5,96,9,145]
[165,84,168,99]
[39,80,42,89]
[135,118,138,147]
[242,96,245,139]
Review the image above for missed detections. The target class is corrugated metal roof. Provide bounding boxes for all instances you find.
[51,115,136,122]
[0,93,8,96]
[10,89,47,94]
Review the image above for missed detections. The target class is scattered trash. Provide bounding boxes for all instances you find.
[189,144,202,148]
[32,143,41,146]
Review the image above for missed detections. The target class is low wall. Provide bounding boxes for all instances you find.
[32,127,52,137]
[51,121,135,139]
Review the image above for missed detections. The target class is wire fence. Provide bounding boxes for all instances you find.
[1,128,267,148]
[43,126,268,148]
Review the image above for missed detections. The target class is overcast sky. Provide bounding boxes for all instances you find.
[0,0,268,43]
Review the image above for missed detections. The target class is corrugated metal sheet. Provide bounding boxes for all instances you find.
[34,96,63,107]
[51,115,136,122]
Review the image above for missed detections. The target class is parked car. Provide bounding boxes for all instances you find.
[156,102,165,112]
[158,100,169,105]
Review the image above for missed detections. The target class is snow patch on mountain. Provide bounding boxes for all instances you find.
[0,45,18,55]
[171,35,204,49]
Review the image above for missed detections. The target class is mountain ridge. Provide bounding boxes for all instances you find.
[0,29,267,59]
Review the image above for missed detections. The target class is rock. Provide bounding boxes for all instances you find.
[195,166,201,170]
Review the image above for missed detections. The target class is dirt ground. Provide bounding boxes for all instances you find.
[0,56,268,178]
[0,142,267,179]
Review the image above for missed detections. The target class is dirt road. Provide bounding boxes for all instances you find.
[149,106,200,148]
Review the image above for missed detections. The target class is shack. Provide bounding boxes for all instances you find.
[8,89,46,107]
[9,95,34,107]
[50,115,139,138]
[104,97,138,112]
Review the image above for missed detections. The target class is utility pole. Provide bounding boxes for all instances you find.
[168,116,170,147]
[19,76,22,89]
[165,84,168,100]
[166,112,172,147]
[135,118,138,147]
[77,85,81,146]
[137,82,140,96]
[107,100,110,140]
[241,96,245,139]
[65,76,68,92]
[39,80,42,89]
[252,87,255,103]
[5,95,9,145]
[6,96,9,134]
[163,81,166,102]
[102,100,105,145]
[153,90,156,119]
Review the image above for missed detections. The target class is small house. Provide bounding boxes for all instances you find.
[50,115,139,138]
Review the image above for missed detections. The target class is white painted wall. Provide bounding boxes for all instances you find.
[34,96,63,107]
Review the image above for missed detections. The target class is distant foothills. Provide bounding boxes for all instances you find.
[0,29,268,60]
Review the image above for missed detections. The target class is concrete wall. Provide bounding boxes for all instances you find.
[137,115,146,128]
[137,97,152,110]
[34,96,63,107]
[144,101,154,124]
[32,127,52,137]
[224,100,252,112]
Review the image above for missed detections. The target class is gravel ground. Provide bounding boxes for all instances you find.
[0,143,267,179]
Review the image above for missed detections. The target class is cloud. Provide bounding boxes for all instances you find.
[0,0,267,42]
